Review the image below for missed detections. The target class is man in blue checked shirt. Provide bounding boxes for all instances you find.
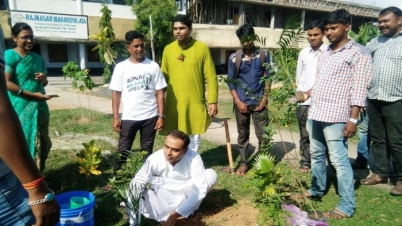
[360,6,402,196]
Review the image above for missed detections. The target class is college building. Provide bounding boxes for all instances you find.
[0,0,381,75]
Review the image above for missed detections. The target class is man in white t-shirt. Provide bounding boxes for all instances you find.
[109,30,167,172]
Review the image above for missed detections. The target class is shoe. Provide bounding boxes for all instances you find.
[390,181,402,196]
[351,161,367,169]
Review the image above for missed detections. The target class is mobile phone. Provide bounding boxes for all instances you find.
[48,94,60,98]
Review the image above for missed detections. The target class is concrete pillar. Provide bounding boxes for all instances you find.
[239,2,245,26]
[270,7,276,29]
[79,43,86,70]
[77,0,83,14]
[76,0,86,69]
[8,0,16,10]
[239,2,244,15]
[301,10,306,29]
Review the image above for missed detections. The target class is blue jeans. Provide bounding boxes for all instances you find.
[0,171,35,226]
[307,119,355,216]
[356,110,370,165]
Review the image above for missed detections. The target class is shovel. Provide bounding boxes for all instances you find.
[223,118,235,173]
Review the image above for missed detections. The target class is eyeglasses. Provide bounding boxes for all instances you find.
[18,35,36,41]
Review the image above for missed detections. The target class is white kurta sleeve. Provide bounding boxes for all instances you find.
[175,155,208,217]
[130,159,153,193]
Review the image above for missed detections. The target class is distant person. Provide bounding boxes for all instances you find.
[360,6,402,196]
[295,20,327,173]
[127,130,217,226]
[0,24,60,226]
[161,14,218,152]
[300,9,372,219]
[226,24,271,176]
[109,30,167,173]
[5,22,53,172]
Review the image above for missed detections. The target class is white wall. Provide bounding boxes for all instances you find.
[11,0,135,19]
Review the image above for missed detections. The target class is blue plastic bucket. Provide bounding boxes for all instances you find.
[55,191,95,226]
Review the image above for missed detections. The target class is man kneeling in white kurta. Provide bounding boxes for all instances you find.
[128,130,217,226]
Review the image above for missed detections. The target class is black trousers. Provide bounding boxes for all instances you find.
[117,116,158,154]
[296,105,310,167]
[234,105,269,165]
[368,99,402,181]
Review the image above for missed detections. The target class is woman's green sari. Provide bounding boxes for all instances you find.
[5,49,50,160]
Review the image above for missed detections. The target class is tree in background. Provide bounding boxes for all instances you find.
[349,22,379,46]
[131,0,177,62]
[98,2,115,83]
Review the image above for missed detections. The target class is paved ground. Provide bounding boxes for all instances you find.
[46,77,394,190]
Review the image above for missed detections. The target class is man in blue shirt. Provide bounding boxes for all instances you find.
[227,24,271,176]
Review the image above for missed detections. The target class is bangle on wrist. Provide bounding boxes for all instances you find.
[157,114,165,118]
[23,176,44,190]
[17,88,24,96]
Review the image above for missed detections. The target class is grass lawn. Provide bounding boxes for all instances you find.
[45,107,400,226]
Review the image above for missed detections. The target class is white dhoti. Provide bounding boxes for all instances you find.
[128,169,217,225]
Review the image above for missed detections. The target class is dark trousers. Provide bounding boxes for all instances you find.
[234,105,269,165]
[296,105,310,167]
[115,116,158,169]
[367,99,402,181]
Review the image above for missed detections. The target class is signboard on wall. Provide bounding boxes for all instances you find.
[10,11,89,40]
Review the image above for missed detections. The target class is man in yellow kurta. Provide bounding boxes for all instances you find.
[161,14,218,152]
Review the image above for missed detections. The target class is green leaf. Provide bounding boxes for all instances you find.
[104,52,113,65]
[259,157,274,173]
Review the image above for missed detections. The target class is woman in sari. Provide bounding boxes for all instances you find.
[5,22,53,172]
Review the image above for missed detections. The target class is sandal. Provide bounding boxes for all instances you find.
[299,165,310,173]
[360,174,387,185]
[290,191,313,201]
[236,165,248,176]
[390,181,402,196]
[103,184,113,191]
[323,209,349,219]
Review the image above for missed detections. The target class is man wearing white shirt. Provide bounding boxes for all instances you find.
[295,20,327,173]
[109,30,167,174]
[128,130,217,226]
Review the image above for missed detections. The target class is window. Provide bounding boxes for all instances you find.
[86,45,100,62]
[48,44,68,62]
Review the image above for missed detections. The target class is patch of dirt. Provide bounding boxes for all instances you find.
[78,117,91,124]
[176,200,258,226]
[50,133,117,151]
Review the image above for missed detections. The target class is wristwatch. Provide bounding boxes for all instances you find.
[157,114,165,118]
[348,118,358,125]
[28,189,55,206]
